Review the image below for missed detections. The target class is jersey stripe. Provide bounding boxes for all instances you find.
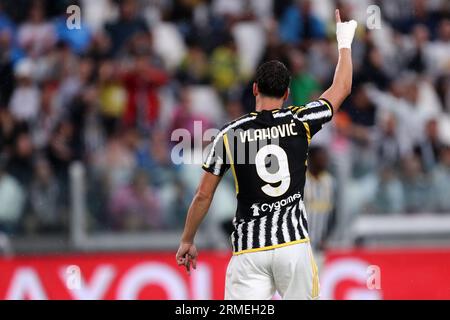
[246,220,254,250]
[276,206,286,244]
[273,111,292,119]
[259,216,267,248]
[281,206,291,243]
[271,209,281,245]
[299,200,309,237]
[288,204,297,239]
[265,214,272,247]
[303,122,311,144]
[223,133,239,194]
[252,218,260,248]
[241,221,248,251]
[290,204,301,240]
[232,218,238,252]
[296,203,306,239]
[294,109,332,123]
[204,115,256,167]
[237,223,244,252]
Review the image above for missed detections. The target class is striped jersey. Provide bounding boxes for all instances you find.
[304,171,335,250]
[202,98,334,255]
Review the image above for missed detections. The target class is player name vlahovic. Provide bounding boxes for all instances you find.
[239,120,298,143]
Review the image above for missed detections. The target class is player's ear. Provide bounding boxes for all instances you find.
[253,83,258,97]
[283,88,290,101]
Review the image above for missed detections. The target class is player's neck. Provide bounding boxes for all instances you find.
[255,96,284,112]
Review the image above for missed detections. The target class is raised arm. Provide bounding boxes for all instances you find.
[321,10,357,112]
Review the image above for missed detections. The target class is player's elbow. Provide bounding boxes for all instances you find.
[344,85,352,99]
[337,82,352,100]
[327,83,352,106]
[340,80,352,97]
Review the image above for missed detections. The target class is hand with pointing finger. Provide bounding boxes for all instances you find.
[176,242,198,275]
[335,9,358,50]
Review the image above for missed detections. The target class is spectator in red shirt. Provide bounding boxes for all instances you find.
[121,54,169,130]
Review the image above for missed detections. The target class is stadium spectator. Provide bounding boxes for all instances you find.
[104,0,149,55]
[91,127,138,194]
[279,0,326,45]
[414,118,444,172]
[109,170,162,231]
[375,113,403,169]
[97,59,127,136]
[17,1,56,58]
[86,31,112,62]
[0,30,16,106]
[136,128,178,188]
[304,146,335,251]
[0,156,25,234]
[356,45,390,90]
[53,8,92,54]
[344,85,378,176]
[55,56,95,114]
[176,42,211,85]
[401,155,433,213]
[209,33,240,96]
[369,166,405,214]
[46,120,78,184]
[427,19,450,75]
[9,58,40,123]
[403,24,429,74]
[366,78,434,154]
[6,131,34,187]
[31,83,60,150]
[431,146,450,213]
[169,87,213,138]
[343,85,376,128]
[0,109,20,156]
[392,0,441,38]
[28,157,64,233]
[163,178,192,229]
[0,3,15,38]
[289,49,321,105]
[121,54,169,130]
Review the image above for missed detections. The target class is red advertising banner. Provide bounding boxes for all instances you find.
[0,248,449,300]
[321,248,450,300]
[0,251,231,300]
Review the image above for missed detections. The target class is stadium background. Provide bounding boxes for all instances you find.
[0,0,450,300]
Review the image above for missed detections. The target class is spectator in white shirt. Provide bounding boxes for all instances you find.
[9,58,40,123]
[17,2,56,58]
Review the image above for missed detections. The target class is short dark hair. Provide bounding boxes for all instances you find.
[255,60,291,98]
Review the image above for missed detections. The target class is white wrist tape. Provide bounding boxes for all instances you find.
[336,20,357,49]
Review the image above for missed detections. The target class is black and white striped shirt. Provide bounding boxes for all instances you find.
[203,99,333,254]
[304,171,335,250]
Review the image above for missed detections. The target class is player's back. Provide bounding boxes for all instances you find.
[203,98,333,254]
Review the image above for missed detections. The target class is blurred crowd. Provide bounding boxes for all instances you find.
[0,0,449,239]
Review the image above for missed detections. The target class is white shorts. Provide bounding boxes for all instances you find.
[224,241,319,300]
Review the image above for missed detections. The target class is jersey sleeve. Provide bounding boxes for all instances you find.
[292,98,334,137]
[202,133,230,176]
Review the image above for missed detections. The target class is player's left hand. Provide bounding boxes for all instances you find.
[176,242,198,275]
[335,9,357,49]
